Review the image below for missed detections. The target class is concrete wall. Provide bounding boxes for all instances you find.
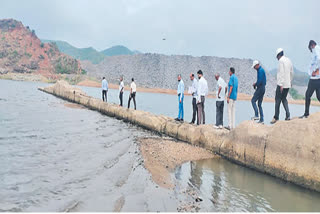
[39,81,320,192]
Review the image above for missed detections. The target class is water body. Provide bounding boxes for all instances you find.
[1,79,320,212]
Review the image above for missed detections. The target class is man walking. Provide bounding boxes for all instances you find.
[102,77,108,102]
[300,40,320,119]
[189,73,198,124]
[175,74,184,122]
[251,60,266,124]
[270,48,294,124]
[197,70,208,125]
[128,78,137,110]
[119,76,124,107]
[227,67,238,130]
[214,74,227,129]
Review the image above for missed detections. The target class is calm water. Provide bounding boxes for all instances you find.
[1,79,320,212]
[79,85,320,125]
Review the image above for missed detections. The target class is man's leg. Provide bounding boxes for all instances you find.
[181,96,184,120]
[251,90,259,117]
[228,101,232,128]
[105,91,108,103]
[274,86,281,120]
[215,101,219,126]
[304,80,315,116]
[258,87,265,122]
[178,96,181,119]
[231,100,236,129]
[281,88,290,119]
[197,103,202,124]
[315,79,320,102]
[102,90,105,102]
[191,98,196,123]
[128,94,131,108]
[202,97,205,124]
[120,92,123,106]
[133,93,136,110]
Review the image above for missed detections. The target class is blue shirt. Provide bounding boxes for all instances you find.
[256,66,266,87]
[177,79,184,100]
[228,74,238,100]
[102,79,108,90]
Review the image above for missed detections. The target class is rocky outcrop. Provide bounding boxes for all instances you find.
[0,19,82,78]
[39,81,320,192]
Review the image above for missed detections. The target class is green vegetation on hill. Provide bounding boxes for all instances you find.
[289,88,305,100]
[101,45,134,56]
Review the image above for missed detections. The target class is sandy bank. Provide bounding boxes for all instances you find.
[139,137,216,189]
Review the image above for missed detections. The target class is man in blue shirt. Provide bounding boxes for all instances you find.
[227,67,238,130]
[175,74,185,122]
[101,77,108,102]
[251,60,266,124]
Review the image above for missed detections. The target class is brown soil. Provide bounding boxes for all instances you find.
[138,137,216,189]
[64,102,85,109]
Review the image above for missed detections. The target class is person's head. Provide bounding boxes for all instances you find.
[197,70,203,79]
[190,73,194,81]
[177,74,181,81]
[251,60,260,70]
[214,73,220,81]
[132,78,134,82]
[120,76,123,81]
[229,67,235,76]
[276,48,284,60]
[103,77,105,80]
[308,40,317,52]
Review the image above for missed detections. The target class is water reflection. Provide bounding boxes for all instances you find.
[176,158,320,212]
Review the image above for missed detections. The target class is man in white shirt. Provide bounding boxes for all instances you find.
[300,40,320,118]
[270,48,294,124]
[196,70,208,125]
[101,77,108,102]
[175,74,185,122]
[119,76,124,107]
[189,73,198,124]
[214,74,227,129]
[128,78,137,110]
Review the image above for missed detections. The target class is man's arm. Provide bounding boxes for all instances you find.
[227,86,233,104]
[217,86,222,98]
[278,62,285,92]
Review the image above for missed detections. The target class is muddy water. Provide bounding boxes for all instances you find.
[1,79,320,212]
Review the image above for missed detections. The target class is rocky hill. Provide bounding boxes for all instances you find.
[0,19,82,78]
[82,53,277,97]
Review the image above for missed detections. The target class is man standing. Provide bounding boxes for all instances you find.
[197,70,208,125]
[119,76,124,107]
[128,78,137,110]
[270,48,294,124]
[300,40,320,119]
[227,67,238,130]
[251,60,266,124]
[214,74,227,129]
[102,77,108,102]
[175,74,184,122]
[189,73,198,124]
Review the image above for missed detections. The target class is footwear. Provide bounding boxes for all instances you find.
[258,120,264,124]
[180,119,184,122]
[214,125,219,129]
[285,117,290,121]
[270,118,278,124]
[174,118,180,121]
[224,126,231,130]
[299,114,308,119]
[219,125,223,129]
[251,116,259,121]
[189,122,194,124]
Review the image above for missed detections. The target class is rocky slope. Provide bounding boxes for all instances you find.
[82,54,277,97]
[0,19,82,78]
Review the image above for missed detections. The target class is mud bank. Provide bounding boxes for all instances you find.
[39,81,320,192]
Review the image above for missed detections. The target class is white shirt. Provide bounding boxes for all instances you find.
[102,79,108,90]
[309,45,320,79]
[119,81,124,92]
[197,76,208,102]
[131,82,136,92]
[216,77,227,102]
[277,56,294,88]
[190,78,198,98]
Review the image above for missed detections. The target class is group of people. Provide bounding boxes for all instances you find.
[175,40,320,129]
[101,39,320,130]
[101,76,137,110]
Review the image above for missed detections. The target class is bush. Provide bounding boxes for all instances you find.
[289,88,304,100]
[81,69,87,75]
[40,43,44,48]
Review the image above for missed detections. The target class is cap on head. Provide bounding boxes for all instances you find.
[251,60,259,68]
[276,48,284,56]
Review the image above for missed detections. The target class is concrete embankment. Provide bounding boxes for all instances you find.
[39,81,320,192]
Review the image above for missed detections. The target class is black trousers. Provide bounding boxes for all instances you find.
[128,92,136,110]
[216,101,224,126]
[119,92,123,106]
[191,98,198,124]
[274,85,290,120]
[102,90,107,102]
[304,79,320,116]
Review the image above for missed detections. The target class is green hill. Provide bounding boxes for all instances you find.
[42,39,105,64]
[101,45,135,56]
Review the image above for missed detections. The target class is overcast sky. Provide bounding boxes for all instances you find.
[1,0,319,70]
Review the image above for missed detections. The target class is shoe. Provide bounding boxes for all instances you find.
[224,126,231,130]
[258,120,264,124]
[219,125,223,129]
[299,114,308,119]
[251,116,259,121]
[180,119,184,122]
[214,125,219,129]
[189,121,195,124]
[285,117,290,121]
[270,118,278,124]
[174,118,180,121]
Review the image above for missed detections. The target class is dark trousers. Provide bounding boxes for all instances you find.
[128,92,136,110]
[251,86,265,122]
[191,98,198,124]
[102,90,107,102]
[274,85,290,120]
[304,79,320,116]
[119,92,123,106]
[197,96,205,124]
[216,101,224,126]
